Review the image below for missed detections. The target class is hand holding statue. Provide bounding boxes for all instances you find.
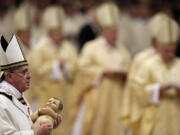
[31,97,63,134]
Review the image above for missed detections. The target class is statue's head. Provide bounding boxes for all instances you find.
[46,97,63,113]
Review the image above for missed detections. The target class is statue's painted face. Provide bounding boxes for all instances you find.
[46,98,60,112]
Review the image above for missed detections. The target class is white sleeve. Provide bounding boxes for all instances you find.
[71,103,85,135]
[149,83,161,104]
[93,74,102,87]
[0,106,35,135]
[49,60,62,81]
[62,64,72,80]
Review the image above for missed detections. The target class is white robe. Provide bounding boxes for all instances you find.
[0,81,34,135]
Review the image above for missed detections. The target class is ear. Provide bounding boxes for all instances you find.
[5,72,13,82]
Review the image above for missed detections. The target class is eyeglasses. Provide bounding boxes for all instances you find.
[10,70,32,76]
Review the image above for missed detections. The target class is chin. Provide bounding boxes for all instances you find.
[24,86,30,91]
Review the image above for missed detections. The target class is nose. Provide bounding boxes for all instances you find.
[26,72,32,79]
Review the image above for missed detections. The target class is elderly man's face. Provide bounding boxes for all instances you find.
[48,29,62,45]
[159,45,176,63]
[102,28,117,46]
[17,31,31,47]
[7,65,32,93]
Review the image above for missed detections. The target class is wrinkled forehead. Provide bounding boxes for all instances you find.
[11,65,29,72]
[7,65,29,72]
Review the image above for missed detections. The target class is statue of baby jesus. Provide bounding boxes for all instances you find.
[31,97,63,128]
